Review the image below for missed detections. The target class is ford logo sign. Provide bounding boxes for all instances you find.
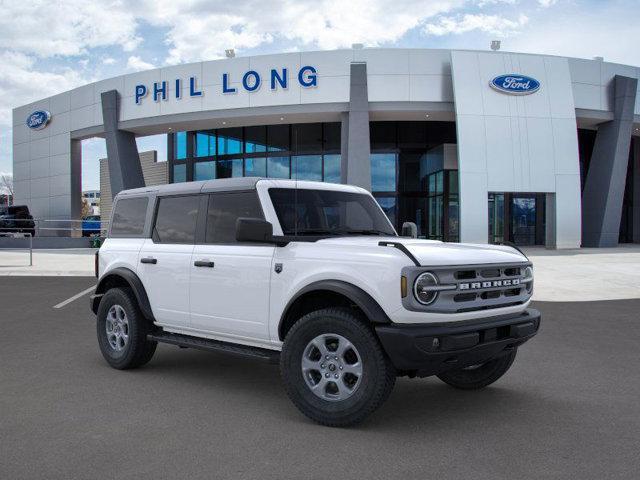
[490,74,540,95]
[26,110,51,130]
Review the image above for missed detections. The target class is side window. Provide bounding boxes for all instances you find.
[205,192,263,244]
[153,195,200,244]
[110,197,148,237]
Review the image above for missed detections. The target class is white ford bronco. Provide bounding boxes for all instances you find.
[92,178,540,426]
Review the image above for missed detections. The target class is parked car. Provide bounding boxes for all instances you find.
[82,215,102,237]
[0,205,35,237]
[91,178,540,427]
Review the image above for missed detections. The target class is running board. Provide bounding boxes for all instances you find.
[147,331,280,364]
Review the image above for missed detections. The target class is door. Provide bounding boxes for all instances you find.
[137,194,200,329]
[510,195,537,246]
[189,191,275,342]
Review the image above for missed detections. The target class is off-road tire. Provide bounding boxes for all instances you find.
[437,349,517,390]
[97,287,157,370]
[280,307,396,427]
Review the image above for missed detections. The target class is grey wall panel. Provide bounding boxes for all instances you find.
[101,90,145,198]
[343,63,371,191]
[582,75,638,247]
[451,50,582,248]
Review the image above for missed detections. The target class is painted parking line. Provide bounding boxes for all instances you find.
[53,285,96,309]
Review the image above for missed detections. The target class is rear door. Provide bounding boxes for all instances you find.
[189,191,274,343]
[137,194,200,330]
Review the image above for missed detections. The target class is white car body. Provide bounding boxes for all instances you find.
[98,179,532,352]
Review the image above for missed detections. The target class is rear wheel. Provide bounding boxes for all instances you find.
[97,287,157,370]
[280,308,395,427]
[436,349,517,390]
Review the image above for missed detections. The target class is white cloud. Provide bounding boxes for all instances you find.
[126,56,156,72]
[424,13,529,36]
[538,0,558,7]
[0,0,141,57]
[102,57,116,65]
[0,51,87,126]
[135,0,465,64]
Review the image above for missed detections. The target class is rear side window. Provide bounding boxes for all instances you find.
[110,197,148,237]
[153,195,200,244]
[205,192,263,244]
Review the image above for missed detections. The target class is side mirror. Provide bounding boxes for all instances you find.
[236,217,275,243]
[401,222,418,238]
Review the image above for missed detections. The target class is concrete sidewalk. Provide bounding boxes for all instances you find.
[0,248,96,276]
[523,244,640,302]
[1,245,639,301]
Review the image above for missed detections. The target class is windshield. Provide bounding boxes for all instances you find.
[269,188,397,237]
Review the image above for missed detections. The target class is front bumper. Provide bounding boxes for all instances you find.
[375,308,541,377]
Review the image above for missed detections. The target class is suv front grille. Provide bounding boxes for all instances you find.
[403,263,532,314]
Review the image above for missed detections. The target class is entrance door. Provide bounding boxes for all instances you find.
[510,195,537,246]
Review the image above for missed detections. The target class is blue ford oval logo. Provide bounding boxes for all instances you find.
[26,110,51,130]
[490,74,540,95]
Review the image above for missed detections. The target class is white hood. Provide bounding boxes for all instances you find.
[316,237,528,266]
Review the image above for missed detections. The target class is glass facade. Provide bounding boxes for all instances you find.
[168,123,341,183]
[369,121,459,241]
[169,120,463,242]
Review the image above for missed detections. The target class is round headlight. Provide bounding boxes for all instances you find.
[523,266,533,294]
[414,272,439,305]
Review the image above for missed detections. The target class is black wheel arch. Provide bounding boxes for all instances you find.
[91,267,155,321]
[278,280,391,341]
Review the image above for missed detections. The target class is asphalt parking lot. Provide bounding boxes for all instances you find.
[1,277,639,479]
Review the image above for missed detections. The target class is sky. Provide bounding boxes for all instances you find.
[0,0,639,192]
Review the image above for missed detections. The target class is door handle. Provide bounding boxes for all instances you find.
[140,257,157,264]
[194,260,215,268]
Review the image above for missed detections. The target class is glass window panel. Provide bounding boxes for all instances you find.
[371,153,397,192]
[323,123,341,152]
[292,155,322,181]
[448,170,459,195]
[174,131,187,160]
[110,197,148,237]
[374,196,397,228]
[292,123,322,153]
[245,126,267,153]
[323,154,341,183]
[267,124,289,152]
[217,127,243,155]
[195,131,215,157]
[370,122,396,150]
[436,171,444,195]
[245,157,266,177]
[194,161,216,181]
[206,192,264,244]
[216,159,243,178]
[428,174,436,195]
[173,163,186,183]
[270,188,396,235]
[428,196,443,240]
[153,195,199,244]
[448,197,459,242]
[398,121,427,148]
[267,156,290,178]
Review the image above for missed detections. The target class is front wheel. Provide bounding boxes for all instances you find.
[436,349,517,390]
[280,308,396,427]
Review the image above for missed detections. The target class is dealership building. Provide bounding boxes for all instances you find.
[11,48,640,247]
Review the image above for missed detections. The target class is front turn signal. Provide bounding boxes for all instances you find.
[401,275,408,298]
